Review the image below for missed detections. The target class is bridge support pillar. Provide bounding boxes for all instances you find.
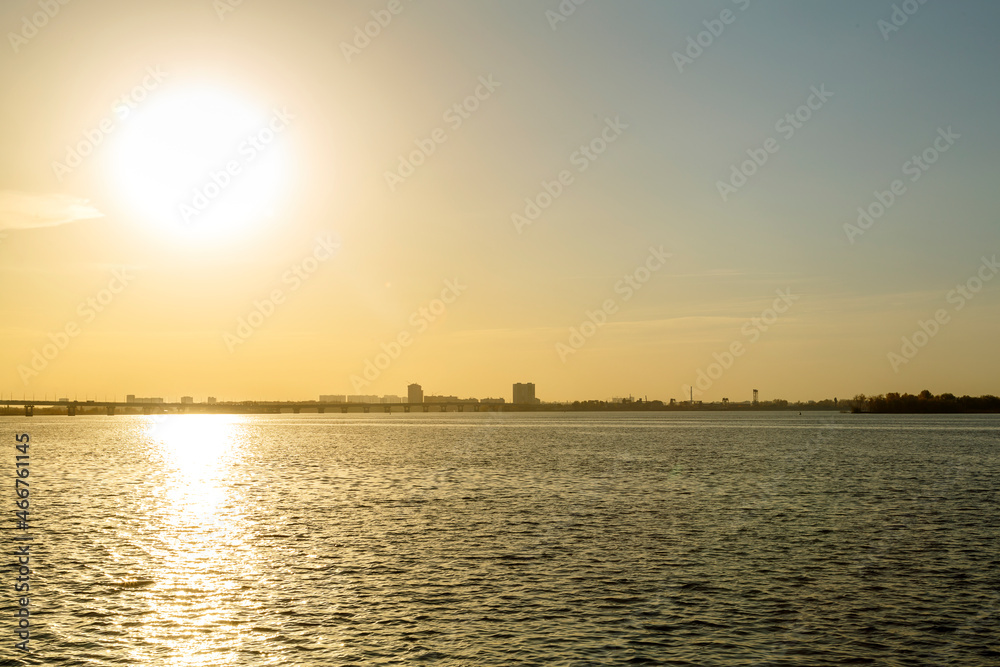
[106,405,115,416]
[384,405,391,413]
[423,404,430,412]
[403,405,410,412]
[143,406,152,415]
[67,404,76,417]
[363,406,370,413]
[317,407,325,414]
[457,405,464,412]
[293,407,300,414]
[24,405,33,417]
[341,406,349,413]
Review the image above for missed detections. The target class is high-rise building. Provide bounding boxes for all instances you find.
[408,383,423,404]
[126,394,135,403]
[320,395,346,403]
[180,396,194,404]
[513,382,536,404]
[207,397,217,405]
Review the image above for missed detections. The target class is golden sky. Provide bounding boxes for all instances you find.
[1,0,998,403]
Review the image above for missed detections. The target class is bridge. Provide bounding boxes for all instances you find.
[1,399,526,417]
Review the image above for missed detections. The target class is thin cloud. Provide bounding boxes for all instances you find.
[0,191,104,231]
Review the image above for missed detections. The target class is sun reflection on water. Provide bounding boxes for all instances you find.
[132,415,265,666]
[152,415,234,523]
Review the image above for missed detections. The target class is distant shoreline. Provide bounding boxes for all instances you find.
[3,391,998,416]
[2,405,998,416]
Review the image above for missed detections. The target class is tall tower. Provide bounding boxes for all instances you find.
[513,383,535,404]
[408,384,423,404]
[753,389,759,405]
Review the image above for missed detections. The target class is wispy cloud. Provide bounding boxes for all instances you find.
[0,191,104,231]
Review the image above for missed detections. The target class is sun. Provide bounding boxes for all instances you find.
[107,85,293,240]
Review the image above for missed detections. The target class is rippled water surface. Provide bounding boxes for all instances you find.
[3,412,999,666]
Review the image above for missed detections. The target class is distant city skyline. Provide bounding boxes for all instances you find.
[2,384,845,406]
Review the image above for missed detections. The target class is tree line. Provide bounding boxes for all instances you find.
[851,391,1000,413]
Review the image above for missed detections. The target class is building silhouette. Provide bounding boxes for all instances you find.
[126,395,163,404]
[425,395,460,403]
[513,382,537,405]
[408,383,423,404]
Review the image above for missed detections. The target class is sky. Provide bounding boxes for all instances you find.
[1,0,998,404]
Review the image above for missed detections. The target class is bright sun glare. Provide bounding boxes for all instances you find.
[148,413,236,477]
[108,86,292,239]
